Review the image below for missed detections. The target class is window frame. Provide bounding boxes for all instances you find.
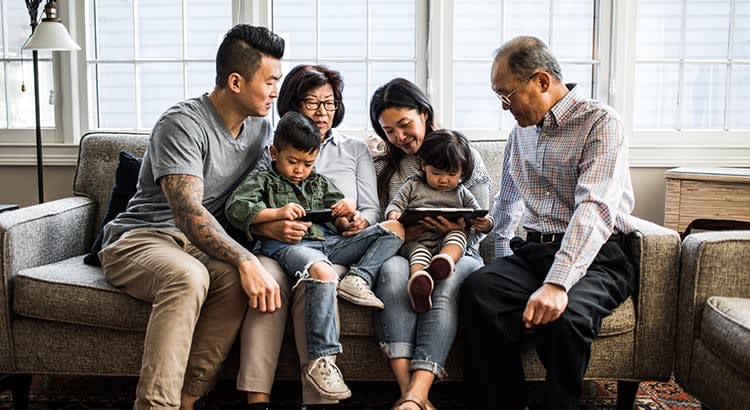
[264,0,428,132]
[0,0,79,166]
[80,0,236,132]
[0,0,65,145]
[434,0,614,141]
[2,0,749,167]
[611,0,750,166]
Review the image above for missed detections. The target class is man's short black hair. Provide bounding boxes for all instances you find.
[215,24,285,88]
[274,112,321,154]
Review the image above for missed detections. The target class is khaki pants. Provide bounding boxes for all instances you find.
[236,255,344,405]
[99,228,248,410]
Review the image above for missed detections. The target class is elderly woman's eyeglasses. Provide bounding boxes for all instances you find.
[303,99,339,111]
[494,72,540,107]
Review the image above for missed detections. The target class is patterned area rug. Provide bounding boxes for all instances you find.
[0,375,700,409]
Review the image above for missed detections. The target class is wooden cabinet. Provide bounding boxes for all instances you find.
[664,167,750,236]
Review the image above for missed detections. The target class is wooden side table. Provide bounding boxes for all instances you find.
[664,167,750,236]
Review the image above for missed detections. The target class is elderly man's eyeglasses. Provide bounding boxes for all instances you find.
[303,99,339,111]
[494,72,540,106]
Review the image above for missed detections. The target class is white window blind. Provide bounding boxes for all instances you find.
[272,0,420,130]
[634,0,750,130]
[87,0,232,130]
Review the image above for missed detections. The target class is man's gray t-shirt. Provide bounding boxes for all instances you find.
[101,94,272,248]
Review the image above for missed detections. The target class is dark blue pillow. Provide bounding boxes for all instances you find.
[83,151,142,266]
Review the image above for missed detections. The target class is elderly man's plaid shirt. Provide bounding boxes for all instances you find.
[492,85,637,291]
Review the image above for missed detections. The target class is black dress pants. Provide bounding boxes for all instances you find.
[460,235,635,410]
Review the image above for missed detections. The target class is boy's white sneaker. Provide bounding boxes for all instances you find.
[304,356,352,400]
[337,275,384,309]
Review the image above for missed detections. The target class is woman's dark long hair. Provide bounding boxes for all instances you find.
[369,78,436,200]
[277,64,345,138]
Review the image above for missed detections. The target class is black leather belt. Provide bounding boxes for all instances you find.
[525,231,565,244]
[525,231,625,244]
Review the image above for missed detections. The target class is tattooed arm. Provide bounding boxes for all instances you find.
[160,174,281,312]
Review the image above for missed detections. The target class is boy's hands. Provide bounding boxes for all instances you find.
[331,199,363,236]
[471,215,493,233]
[337,211,369,237]
[276,203,305,221]
[387,211,401,221]
[331,198,356,218]
[252,220,311,243]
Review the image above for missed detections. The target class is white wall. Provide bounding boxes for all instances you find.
[0,166,76,207]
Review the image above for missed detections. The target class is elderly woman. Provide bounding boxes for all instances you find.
[237,65,381,409]
[370,78,492,410]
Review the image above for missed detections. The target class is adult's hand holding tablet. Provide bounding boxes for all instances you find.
[398,207,489,226]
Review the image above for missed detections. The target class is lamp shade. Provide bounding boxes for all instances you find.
[23,20,80,51]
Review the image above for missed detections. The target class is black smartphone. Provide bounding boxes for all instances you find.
[299,209,335,223]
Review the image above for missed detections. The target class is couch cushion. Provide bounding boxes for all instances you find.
[600,296,635,336]
[73,132,149,230]
[340,294,634,338]
[701,296,750,378]
[12,254,635,338]
[84,151,143,266]
[472,140,505,192]
[13,256,151,331]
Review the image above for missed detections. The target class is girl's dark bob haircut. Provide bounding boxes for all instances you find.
[418,129,474,180]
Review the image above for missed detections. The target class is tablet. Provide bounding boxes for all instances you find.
[398,207,489,226]
[299,209,335,224]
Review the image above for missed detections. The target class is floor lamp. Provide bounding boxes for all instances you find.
[23,0,80,203]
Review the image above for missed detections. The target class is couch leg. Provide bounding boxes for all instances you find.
[11,374,31,410]
[616,380,639,410]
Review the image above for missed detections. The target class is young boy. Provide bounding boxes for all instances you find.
[226,112,404,400]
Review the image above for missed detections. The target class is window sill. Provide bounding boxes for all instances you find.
[629,145,750,168]
[0,142,748,168]
[0,144,79,166]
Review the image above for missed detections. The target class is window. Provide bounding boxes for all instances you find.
[0,0,54,131]
[272,0,424,130]
[449,0,608,135]
[87,0,232,130]
[634,0,750,130]
[271,0,605,138]
[2,0,748,167]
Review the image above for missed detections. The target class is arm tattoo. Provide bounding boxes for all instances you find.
[161,174,254,265]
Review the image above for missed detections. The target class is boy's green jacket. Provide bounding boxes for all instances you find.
[225,163,344,241]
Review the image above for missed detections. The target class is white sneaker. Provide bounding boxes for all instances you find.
[304,356,352,400]
[337,275,384,309]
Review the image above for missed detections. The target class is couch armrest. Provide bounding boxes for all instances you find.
[675,230,750,384]
[628,216,681,379]
[0,196,97,371]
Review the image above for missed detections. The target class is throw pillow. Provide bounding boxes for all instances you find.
[83,151,142,266]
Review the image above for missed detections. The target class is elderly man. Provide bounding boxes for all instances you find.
[460,36,637,410]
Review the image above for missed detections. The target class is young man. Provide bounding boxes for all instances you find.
[98,25,284,410]
[460,36,637,410]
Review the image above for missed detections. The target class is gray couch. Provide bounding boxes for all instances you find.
[675,230,750,410]
[0,132,681,409]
